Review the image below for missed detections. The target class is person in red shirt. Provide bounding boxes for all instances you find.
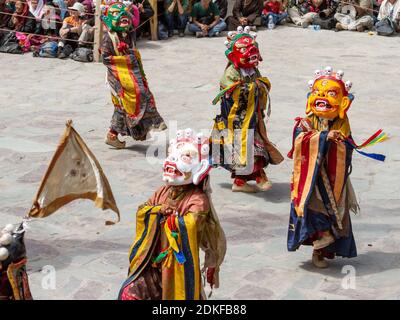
[261,0,288,28]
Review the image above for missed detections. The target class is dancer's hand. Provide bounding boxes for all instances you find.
[206,267,216,287]
[327,130,343,143]
[159,204,174,216]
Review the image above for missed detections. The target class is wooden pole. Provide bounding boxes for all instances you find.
[93,0,103,62]
[149,0,158,41]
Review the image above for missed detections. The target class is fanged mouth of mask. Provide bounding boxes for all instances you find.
[164,164,183,177]
[314,99,332,111]
[120,17,130,26]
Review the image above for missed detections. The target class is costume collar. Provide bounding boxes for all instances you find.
[240,67,256,77]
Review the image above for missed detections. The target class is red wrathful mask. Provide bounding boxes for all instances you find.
[226,35,262,69]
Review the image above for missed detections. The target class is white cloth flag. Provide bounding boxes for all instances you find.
[28,120,120,224]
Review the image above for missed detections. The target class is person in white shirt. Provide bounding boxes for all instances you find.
[377,0,400,31]
[335,0,375,32]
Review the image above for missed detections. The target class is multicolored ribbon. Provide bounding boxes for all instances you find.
[345,129,388,162]
[212,82,241,105]
[153,216,186,267]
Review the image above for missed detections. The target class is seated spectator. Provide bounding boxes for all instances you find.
[132,0,154,38]
[226,0,263,31]
[288,0,330,28]
[8,0,32,32]
[58,2,94,58]
[193,0,228,18]
[65,0,76,8]
[335,0,374,32]
[188,0,226,37]
[0,0,13,28]
[0,0,11,44]
[312,0,338,29]
[27,0,46,34]
[261,0,288,28]
[164,0,189,37]
[41,3,62,36]
[372,0,383,19]
[79,0,93,13]
[52,0,68,20]
[376,0,400,31]
[215,0,228,18]
[79,5,95,46]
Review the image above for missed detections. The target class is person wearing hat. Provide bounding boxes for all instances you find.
[58,1,94,58]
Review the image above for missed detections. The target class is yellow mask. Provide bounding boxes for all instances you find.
[306,67,353,120]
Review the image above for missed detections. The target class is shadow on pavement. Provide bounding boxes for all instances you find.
[298,250,400,278]
[25,238,128,273]
[218,182,291,203]
[124,144,148,156]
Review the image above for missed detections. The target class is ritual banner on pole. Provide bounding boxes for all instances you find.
[28,120,120,224]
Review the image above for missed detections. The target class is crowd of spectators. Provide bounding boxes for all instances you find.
[0,0,399,60]
[0,0,95,59]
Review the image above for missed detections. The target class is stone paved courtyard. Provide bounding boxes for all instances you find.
[0,27,399,300]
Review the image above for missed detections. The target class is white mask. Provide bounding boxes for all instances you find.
[162,128,211,186]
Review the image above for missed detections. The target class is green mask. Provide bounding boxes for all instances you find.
[102,3,132,33]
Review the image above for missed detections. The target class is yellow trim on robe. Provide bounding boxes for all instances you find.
[258,77,272,91]
[128,205,161,274]
[227,88,240,145]
[112,56,138,116]
[183,213,201,300]
[291,132,305,201]
[172,233,186,300]
[240,83,255,165]
[333,142,346,202]
[296,132,322,217]
[126,200,208,300]
[162,213,202,300]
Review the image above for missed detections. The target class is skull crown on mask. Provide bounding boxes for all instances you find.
[224,26,262,69]
[162,128,211,186]
[306,66,354,120]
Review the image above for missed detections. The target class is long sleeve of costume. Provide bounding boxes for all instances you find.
[199,198,226,288]
[175,189,226,289]
[100,32,115,60]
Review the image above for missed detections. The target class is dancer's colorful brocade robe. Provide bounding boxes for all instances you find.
[118,129,226,300]
[101,31,166,141]
[210,29,283,181]
[287,67,361,259]
[118,185,225,300]
[0,224,32,300]
[287,115,359,258]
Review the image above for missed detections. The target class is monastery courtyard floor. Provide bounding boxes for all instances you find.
[0,27,399,299]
